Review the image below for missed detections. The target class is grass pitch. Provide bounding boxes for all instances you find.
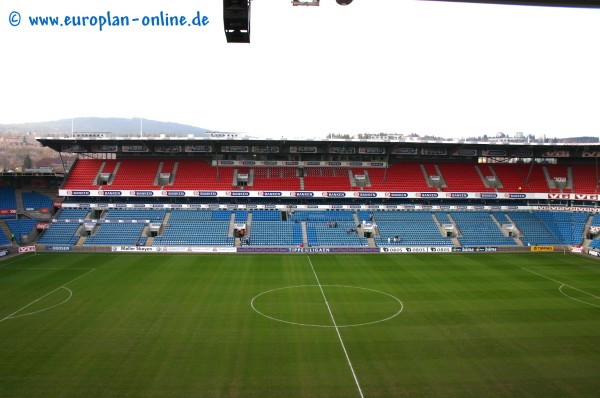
[0,252,599,398]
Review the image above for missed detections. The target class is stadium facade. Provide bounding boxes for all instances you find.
[0,134,599,256]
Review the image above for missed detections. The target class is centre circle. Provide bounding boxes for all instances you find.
[251,285,403,328]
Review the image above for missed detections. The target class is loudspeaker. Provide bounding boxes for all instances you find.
[223,0,251,43]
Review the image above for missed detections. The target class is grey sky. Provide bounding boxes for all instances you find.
[1,0,599,139]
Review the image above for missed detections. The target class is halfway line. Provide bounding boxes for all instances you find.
[307,256,365,398]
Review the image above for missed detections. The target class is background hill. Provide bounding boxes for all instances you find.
[0,117,210,136]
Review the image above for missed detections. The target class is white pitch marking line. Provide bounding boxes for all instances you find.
[308,256,365,398]
[559,285,600,308]
[0,268,95,325]
[522,267,600,301]
[9,287,73,319]
[250,284,403,328]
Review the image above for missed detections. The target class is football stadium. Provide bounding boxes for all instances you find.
[1,133,600,397]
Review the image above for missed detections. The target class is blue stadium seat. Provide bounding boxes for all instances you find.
[22,192,53,211]
[6,219,38,244]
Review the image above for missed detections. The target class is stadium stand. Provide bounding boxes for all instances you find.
[360,163,435,192]
[422,163,440,188]
[56,208,90,220]
[491,211,510,224]
[22,192,53,211]
[535,211,588,245]
[490,164,531,192]
[233,210,248,222]
[373,211,453,246]
[437,163,493,192]
[37,222,81,245]
[571,164,600,194]
[0,186,17,219]
[20,134,600,252]
[249,221,302,246]
[62,159,104,189]
[104,209,166,222]
[61,159,600,195]
[37,208,90,245]
[5,219,38,244]
[588,214,600,249]
[545,164,570,193]
[450,212,517,246]
[154,221,232,246]
[434,211,452,224]
[108,159,162,190]
[306,221,366,246]
[251,210,282,221]
[303,167,352,191]
[505,211,561,246]
[84,222,146,246]
[169,160,235,190]
[161,160,176,176]
[251,167,300,190]
[289,210,355,222]
[0,230,11,247]
[151,210,234,246]
[477,163,500,190]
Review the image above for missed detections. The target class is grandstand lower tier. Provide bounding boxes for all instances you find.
[21,208,600,252]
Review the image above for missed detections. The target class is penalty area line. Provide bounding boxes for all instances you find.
[0,268,96,325]
[307,256,365,398]
[522,267,600,303]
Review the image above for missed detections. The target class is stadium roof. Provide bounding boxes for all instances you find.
[36,135,600,160]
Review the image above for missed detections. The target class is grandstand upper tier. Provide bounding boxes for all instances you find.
[35,134,600,199]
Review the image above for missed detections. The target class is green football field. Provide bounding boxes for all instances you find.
[0,252,599,398]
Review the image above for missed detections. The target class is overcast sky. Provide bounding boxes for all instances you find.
[1,0,599,139]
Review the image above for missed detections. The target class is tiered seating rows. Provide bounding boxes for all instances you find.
[545,164,569,192]
[62,159,104,189]
[450,212,517,246]
[57,208,90,219]
[62,159,599,193]
[109,159,161,190]
[22,192,53,210]
[437,164,493,192]
[105,209,166,221]
[170,160,234,190]
[6,219,37,244]
[38,223,81,245]
[372,210,453,246]
[0,186,17,219]
[506,211,561,246]
[0,230,10,247]
[84,223,145,246]
[153,221,232,246]
[290,211,354,222]
[35,208,598,247]
[572,165,599,194]
[249,221,302,246]
[535,211,588,245]
[303,168,353,191]
[306,221,366,246]
[169,210,231,221]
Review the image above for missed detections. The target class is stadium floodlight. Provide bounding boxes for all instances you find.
[292,0,320,5]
